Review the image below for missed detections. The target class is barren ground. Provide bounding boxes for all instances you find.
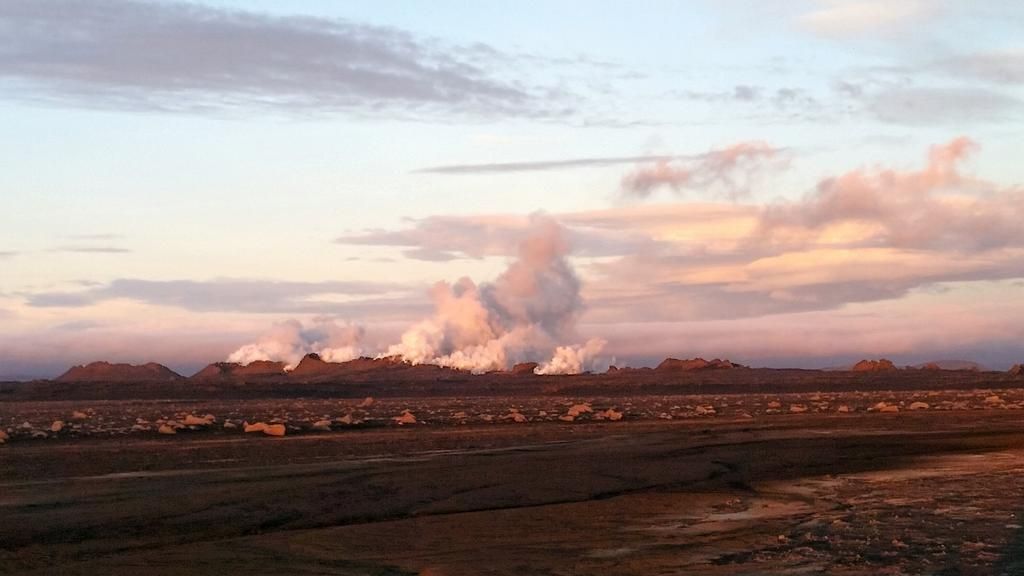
[3,385,1024,575]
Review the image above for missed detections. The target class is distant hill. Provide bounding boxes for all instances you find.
[190,360,287,380]
[914,360,984,371]
[56,361,183,383]
[656,358,743,371]
[851,359,898,372]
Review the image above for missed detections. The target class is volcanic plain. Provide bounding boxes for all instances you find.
[3,356,1024,575]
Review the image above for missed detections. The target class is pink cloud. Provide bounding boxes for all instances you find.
[620,141,782,198]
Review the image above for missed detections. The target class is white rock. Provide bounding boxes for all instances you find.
[566,403,593,417]
[789,405,808,414]
[393,410,417,425]
[908,402,930,411]
[223,421,237,429]
[503,411,528,423]
[183,414,213,427]
[311,419,333,432]
[262,424,286,437]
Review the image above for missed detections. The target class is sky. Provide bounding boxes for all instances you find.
[2,0,1023,379]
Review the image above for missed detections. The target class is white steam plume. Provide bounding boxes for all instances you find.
[227,318,364,369]
[387,215,608,374]
[535,338,609,375]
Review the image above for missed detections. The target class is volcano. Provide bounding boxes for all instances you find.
[56,362,183,383]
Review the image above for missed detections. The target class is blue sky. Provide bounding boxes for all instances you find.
[2,0,1023,378]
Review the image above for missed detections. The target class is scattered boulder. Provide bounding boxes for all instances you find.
[336,413,355,425]
[502,410,528,423]
[695,405,716,416]
[311,419,333,432]
[183,414,214,427]
[393,410,417,425]
[789,404,808,414]
[244,422,268,433]
[984,395,1004,406]
[852,359,898,372]
[358,397,375,408]
[836,405,851,413]
[596,408,624,421]
[223,421,237,429]
[869,401,899,413]
[0,429,8,443]
[50,420,64,433]
[1010,364,1023,376]
[70,411,89,421]
[908,401,930,411]
[157,424,177,435]
[566,403,593,418]
[262,424,286,437]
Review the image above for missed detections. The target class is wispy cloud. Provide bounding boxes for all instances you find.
[415,154,683,175]
[620,142,784,199]
[27,278,427,318]
[336,213,655,261]
[416,143,787,180]
[0,0,566,118]
[345,138,1024,322]
[865,86,1020,125]
[65,233,124,241]
[799,0,935,37]
[50,246,132,254]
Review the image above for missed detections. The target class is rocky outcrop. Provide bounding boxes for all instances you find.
[510,362,539,375]
[851,359,898,372]
[656,357,741,371]
[1010,364,1024,377]
[915,360,982,371]
[190,360,287,381]
[288,353,343,379]
[56,362,183,383]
